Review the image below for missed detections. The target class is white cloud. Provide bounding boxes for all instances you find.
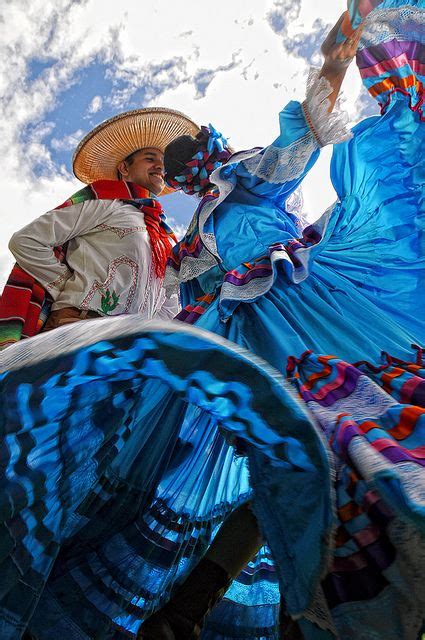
[88,95,103,113]
[0,0,375,290]
[166,219,188,241]
[51,129,85,151]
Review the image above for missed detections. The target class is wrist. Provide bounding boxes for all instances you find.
[321,59,351,75]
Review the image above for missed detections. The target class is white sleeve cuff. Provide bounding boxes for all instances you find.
[302,67,352,148]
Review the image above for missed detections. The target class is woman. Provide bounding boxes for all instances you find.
[0,2,424,640]
[142,0,425,637]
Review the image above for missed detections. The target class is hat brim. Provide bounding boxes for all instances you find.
[73,108,200,196]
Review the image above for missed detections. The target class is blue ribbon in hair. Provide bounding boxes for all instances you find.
[206,123,229,155]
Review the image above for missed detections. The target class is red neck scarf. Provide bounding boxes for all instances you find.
[58,180,176,278]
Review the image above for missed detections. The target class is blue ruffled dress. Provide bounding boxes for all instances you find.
[0,1,424,639]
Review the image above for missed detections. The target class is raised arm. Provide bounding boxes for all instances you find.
[236,12,363,200]
[319,12,364,114]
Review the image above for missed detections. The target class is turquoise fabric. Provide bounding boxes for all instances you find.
[191,97,424,365]
[14,93,425,640]
[0,3,423,636]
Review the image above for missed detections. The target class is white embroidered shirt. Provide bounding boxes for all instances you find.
[9,199,179,319]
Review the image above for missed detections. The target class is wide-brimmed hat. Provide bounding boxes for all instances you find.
[73,107,200,194]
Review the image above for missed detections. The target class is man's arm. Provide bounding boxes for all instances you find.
[9,199,115,299]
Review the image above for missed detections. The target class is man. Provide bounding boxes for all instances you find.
[0,107,199,343]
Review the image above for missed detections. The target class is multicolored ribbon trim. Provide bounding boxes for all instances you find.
[165,125,232,194]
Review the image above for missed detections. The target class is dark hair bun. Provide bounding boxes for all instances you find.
[164,135,201,179]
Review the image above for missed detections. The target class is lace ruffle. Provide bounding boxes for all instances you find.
[164,67,351,291]
[218,203,335,321]
[164,148,264,291]
[360,5,425,49]
[286,187,307,233]
[302,67,352,148]
[242,133,319,185]
[357,5,424,118]
[164,248,218,296]
[243,68,351,185]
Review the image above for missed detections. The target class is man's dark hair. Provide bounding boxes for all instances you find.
[117,149,142,180]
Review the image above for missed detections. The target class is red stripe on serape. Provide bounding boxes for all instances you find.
[381,367,404,393]
[0,265,47,347]
[387,406,425,441]
[302,355,336,391]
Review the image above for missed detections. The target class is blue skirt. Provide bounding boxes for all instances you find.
[0,100,424,639]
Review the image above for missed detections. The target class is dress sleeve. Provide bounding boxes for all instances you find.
[155,292,181,320]
[237,68,352,201]
[8,199,114,300]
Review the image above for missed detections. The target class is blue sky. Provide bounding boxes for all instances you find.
[0,0,379,285]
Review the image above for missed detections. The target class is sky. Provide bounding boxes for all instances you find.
[0,0,379,289]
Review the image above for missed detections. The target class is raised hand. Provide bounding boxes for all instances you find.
[318,11,364,113]
[321,11,364,72]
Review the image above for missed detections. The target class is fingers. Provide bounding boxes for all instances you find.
[321,12,348,55]
[352,19,365,44]
[345,20,365,56]
[331,11,346,34]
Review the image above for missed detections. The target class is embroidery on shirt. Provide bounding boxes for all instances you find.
[81,255,139,314]
[139,263,156,315]
[95,224,146,238]
[46,270,70,292]
[98,289,120,315]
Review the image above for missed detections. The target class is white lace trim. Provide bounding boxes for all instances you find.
[301,584,338,636]
[307,375,397,438]
[286,187,307,233]
[301,445,425,636]
[242,68,351,185]
[164,148,264,289]
[165,68,351,288]
[359,6,425,50]
[163,209,216,295]
[349,437,425,511]
[220,272,274,305]
[164,246,218,296]
[201,148,258,255]
[242,132,318,184]
[302,67,352,148]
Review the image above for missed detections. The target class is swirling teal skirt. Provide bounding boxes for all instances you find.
[0,99,424,639]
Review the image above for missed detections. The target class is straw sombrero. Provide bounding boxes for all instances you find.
[73,107,200,194]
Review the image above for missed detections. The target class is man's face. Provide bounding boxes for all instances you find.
[118,148,165,195]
